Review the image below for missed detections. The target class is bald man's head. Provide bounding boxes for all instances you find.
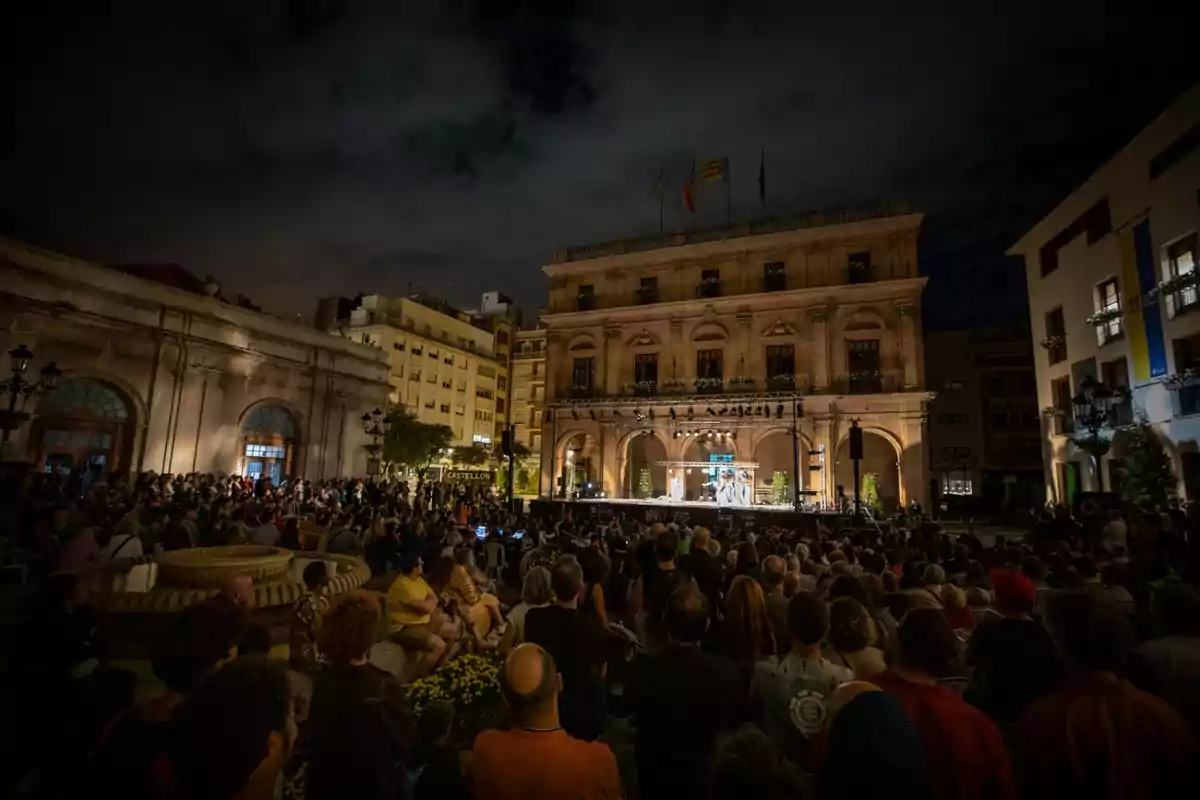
[502,644,559,720]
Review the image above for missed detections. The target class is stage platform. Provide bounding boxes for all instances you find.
[529,497,845,533]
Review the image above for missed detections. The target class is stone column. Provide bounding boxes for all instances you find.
[899,302,918,390]
[604,325,622,396]
[811,417,833,506]
[809,308,829,392]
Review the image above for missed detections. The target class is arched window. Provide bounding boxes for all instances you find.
[36,379,129,421]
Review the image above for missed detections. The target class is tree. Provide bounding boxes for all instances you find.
[382,408,452,476]
[1117,421,1177,507]
[770,471,790,505]
[516,466,532,493]
[638,468,653,499]
[861,473,881,511]
[451,444,490,467]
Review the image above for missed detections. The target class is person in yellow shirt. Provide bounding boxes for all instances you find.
[387,550,461,677]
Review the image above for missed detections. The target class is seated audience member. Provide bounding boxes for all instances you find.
[307,591,416,800]
[168,656,296,800]
[103,517,144,560]
[627,579,744,798]
[1131,578,1200,733]
[873,609,1014,800]
[751,591,853,763]
[1019,590,1199,799]
[470,643,622,800]
[819,686,930,800]
[500,566,552,654]
[88,595,248,799]
[447,548,505,641]
[525,556,608,741]
[966,567,1064,726]
[826,597,887,679]
[709,725,805,800]
[289,560,330,673]
[387,550,461,678]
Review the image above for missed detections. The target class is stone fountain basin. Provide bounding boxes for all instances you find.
[157,545,293,589]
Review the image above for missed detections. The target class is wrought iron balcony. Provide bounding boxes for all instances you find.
[694,376,725,394]
[765,373,796,392]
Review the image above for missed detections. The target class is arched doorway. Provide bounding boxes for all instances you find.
[681,432,740,502]
[623,431,668,499]
[754,430,803,506]
[239,404,299,484]
[556,431,599,498]
[835,430,900,512]
[31,378,134,477]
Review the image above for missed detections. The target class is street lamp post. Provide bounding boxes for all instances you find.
[360,407,391,477]
[0,344,62,453]
[1070,375,1128,492]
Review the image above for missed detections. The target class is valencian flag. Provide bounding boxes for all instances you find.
[699,156,728,182]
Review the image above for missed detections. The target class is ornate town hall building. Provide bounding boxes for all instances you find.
[538,207,934,510]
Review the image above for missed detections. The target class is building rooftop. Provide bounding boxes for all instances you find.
[551,201,913,264]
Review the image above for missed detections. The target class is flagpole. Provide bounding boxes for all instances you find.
[658,166,664,233]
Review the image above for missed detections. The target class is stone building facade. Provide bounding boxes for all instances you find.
[537,208,934,510]
[1,239,389,481]
[511,328,548,453]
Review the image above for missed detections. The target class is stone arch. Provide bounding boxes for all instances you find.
[238,398,304,483]
[834,426,903,512]
[619,428,670,498]
[751,426,810,505]
[554,428,600,497]
[29,374,141,477]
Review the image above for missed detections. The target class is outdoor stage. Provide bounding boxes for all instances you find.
[530,496,842,533]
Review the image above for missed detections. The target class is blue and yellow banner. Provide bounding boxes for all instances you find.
[1119,218,1168,382]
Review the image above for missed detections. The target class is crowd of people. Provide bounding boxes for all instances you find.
[2,467,1199,799]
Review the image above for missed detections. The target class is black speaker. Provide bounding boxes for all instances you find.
[849,424,864,460]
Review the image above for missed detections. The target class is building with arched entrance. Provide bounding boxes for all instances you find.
[1,238,389,479]
[538,207,935,509]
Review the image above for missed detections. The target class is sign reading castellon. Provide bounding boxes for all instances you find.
[0,239,389,480]
[537,207,935,510]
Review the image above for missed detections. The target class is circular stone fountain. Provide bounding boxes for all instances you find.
[92,546,371,614]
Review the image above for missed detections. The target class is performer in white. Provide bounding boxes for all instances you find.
[669,474,684,502]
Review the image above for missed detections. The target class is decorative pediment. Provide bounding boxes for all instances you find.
[627,329,660,348]
[690,320,729,343]
[844,306,886,331]
[567,334,598,352]
[761,319,799,338]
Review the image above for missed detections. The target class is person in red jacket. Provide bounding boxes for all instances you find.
[872,608,1014,800]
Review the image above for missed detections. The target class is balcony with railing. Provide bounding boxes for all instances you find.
[826,373,900,395]
[696,279,723,299]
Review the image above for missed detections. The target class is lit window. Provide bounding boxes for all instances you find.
[1094,277,1123,344]
[941,476,973,496]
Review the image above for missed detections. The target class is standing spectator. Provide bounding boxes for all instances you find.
[720,576,778,684]
[826,597,887,679]
[683,526,722,623]
[627,579,744,799]
[525,556,608,741]
[1019,591,1198,799]
[484,531,507,581]
[709,725,805,800]
[289,561,330,674]
[873,609,1014,800]
[750,591,853,763]
[966,567,1064,726]
[1131,578,1200,732]
[168,656,296,800]
[470,643,621,800]
[819,688,930,800]
[499,566,552,654]
[308,592,416,800]
[761,555,791,654]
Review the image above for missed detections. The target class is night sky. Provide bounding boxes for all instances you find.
[3,2,1197,328]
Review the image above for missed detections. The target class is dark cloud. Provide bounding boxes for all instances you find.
[1,1,1197,326]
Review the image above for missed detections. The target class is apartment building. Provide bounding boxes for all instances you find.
[1008,82,1200,503]
[511,328,548,453]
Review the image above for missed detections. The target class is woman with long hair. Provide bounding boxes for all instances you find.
[720,575,777,683]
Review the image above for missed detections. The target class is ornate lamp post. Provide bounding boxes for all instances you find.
[360,407,390,476]
[1071,375,1128,492]
[1,344,62,450]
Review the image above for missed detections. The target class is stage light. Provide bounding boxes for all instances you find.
[687,406,694,420]
[589,409,596,420]
[669,408,676,420]
[737,406,744,417]
[572,409,579,420]
[707,407,716,416]
[730,431,737,439]
[726,430,732,436]
[613,409,622,417]
[776,404,784,418]
[755,405,763,415]
[648,408,654,420]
